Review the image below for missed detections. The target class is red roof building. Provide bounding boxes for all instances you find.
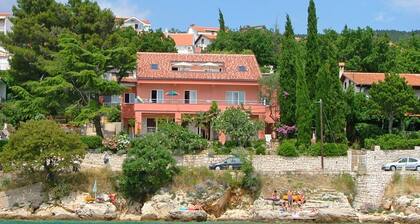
[121,52,278,138]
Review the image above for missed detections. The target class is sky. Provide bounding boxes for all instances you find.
[0,0,419,34]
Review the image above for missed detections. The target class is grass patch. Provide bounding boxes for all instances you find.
[332,173,356,202]
[171,167,238,191]
[385,173,420,198]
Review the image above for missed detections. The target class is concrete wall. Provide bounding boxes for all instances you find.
[365,148,420,173]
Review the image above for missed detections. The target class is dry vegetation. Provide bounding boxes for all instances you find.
[384,173,420,198]
[171,167,237,191]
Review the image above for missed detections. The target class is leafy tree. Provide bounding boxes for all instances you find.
[395,34,420,73]
[259,72,279,123]
[369,73,418,133]
[218,8,226,32]
[183,101,220,140]
[137,30,176,52]
[278,15,299,125]
[295,47,312,146]
[120,134,179,202]
[305,0,320,99]
[208,28,278,66]
[0,120,86,180]
[213,107,263,147]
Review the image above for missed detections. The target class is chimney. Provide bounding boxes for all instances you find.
[339,62,345,79]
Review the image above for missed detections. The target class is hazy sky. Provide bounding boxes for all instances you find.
[1,0,419,33]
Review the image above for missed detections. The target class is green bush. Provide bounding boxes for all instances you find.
[355,123,385,147]
[308,143,348,156]
[158,121,207,155]
[120,134,179,202]
[0,140,7,152]
[80,136,102,149]
[239,154,262,198]
[277,139,298,157]
[365,134,420,150]
[252,140,266,155]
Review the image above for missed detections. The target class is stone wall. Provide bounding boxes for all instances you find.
[365,148,420,173]
[81,153,126,172]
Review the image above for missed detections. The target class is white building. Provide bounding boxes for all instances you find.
[167,33,195,54]
[116,16,151,32]
[339,63,420,98]
[194,34,217,51]
[187,24,219,41]
[0,12,12,35]
[0,13,12,102]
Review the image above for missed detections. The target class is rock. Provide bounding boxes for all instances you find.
[118,213,142,221]
[60,192,89,212]
[0,183,44,210]
[218,209,251,220]
[382,199,392,210]
[141,193,178,219]
[396,196,412,207]
[35,205,78,219]
[358,213,386,223]
[0,207,32,219]
[317,208,358,222]
[405,213,420,224]
[252,209,283,221]
[75,202,117,220]
[168,210,207,222]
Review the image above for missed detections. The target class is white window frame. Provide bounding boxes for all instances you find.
[151,89,164,103]
[226,91,245,105]
[185,90,197,104]
[124,93,135,104]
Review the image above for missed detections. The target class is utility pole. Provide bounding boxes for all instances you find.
[319,99,324,170]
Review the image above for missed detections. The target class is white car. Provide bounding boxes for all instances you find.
[382,157,420,171]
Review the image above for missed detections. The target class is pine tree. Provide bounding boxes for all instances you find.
[278,15,298,125]
[295,47,312,146]
[218,8,226,32]
[315,60,347,143]
[306,0,320,99]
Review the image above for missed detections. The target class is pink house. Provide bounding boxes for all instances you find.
[121,52,279,139]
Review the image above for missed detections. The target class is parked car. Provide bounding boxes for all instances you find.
[209,157,242,170]
[382,157,420,171]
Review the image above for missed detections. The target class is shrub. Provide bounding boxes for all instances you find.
[0,140,7,152]
[0,120,86,180]
[120,134,179,202]
[116,133,130,151]
[158,121,207,155]
[308,143,348,156]
[238,154,261,198]
[365,134,420,150]
[277,139,298,157]
[80,136,102,149]
[102,136,118,152]
[355,123,385,147]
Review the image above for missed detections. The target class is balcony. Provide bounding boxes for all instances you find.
[132,98,268,114]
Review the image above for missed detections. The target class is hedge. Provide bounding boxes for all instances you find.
[308,143,348,157]
[365,134,420,150]
[0,140,7,152]
[277,139,298,157]
[80,135,103,149]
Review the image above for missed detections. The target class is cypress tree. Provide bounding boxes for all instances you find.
[278,15,298,125]
[218,8,226,32]
[295,48,312,146]
[306,0,320,99]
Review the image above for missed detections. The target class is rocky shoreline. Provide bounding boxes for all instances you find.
[1,189,419,223]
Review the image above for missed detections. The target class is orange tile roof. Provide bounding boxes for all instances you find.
[0,12,11,17]
[139,19,151,25]
[191,25,220,32]
[343,72,420,87]
[136,52,261,81]
[167,33,194,46]
[115,16,150,25]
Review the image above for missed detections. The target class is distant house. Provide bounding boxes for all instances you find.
[188,25,219,48]
[116,16,151,32]
[339,63,420,98]
[194,34,217,52]
[167,33,195,54]
[121,52,278,138]
[0,12,12,34]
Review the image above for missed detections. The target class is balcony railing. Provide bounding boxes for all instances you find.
[138,98,268,106]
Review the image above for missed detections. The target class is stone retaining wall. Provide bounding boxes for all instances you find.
[365,148,420,173]
[81,148,420,174]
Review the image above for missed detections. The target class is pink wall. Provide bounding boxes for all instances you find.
[136,82,261,104]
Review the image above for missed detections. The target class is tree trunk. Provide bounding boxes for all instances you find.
[93,115,104,138]
[388,116,394,134]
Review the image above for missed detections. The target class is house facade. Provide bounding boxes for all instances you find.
[121,52,278,139]
[167,33,195,54]
[339,63,420,97]
[194,34,216,52]
[116,16,151,32]
[0,13,12,102]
